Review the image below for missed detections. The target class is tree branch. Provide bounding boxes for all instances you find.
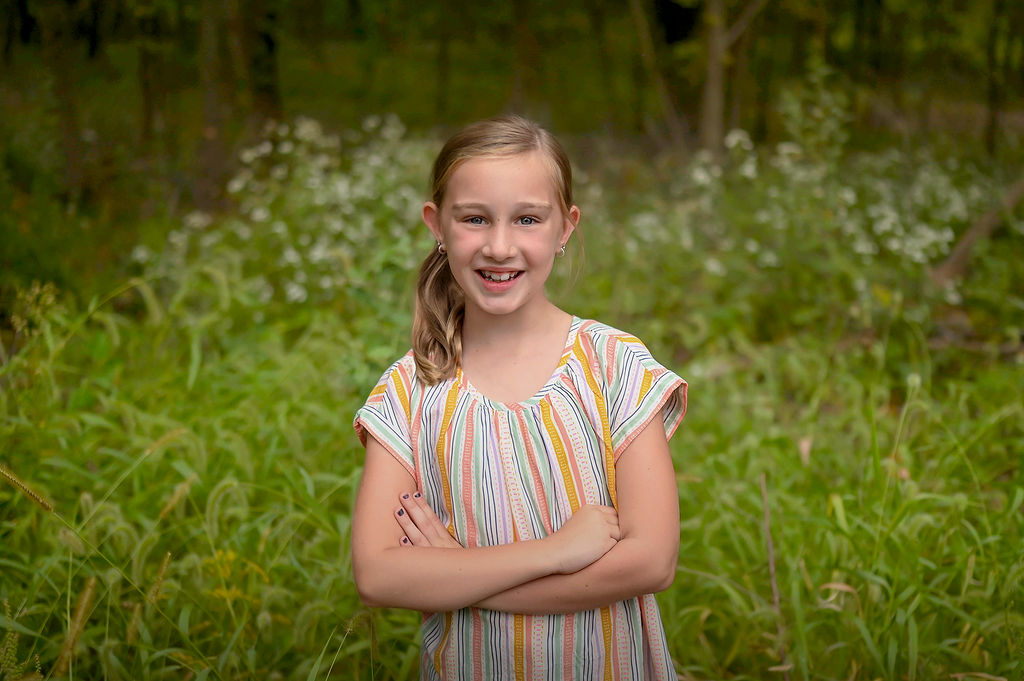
[726,0,769,49]
[930,175,1024,286]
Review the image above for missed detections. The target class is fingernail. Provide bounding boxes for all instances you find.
[397,509,405,516]
[414,492,421,498]
[402,493,410,499]
[401,537,409,544]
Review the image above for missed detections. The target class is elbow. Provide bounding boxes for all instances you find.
[643,547,678,594]
[353,564,390,608]
[651,561,676,593]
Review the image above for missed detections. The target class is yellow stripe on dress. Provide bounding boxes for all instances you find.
[433,611,453,678]
[368,383,387,398]
[540,400,580,513]
[601,606,614,681]
[394,364,412,422]
[514,613,526,681]
[573,337,618,510]
[435,381,461,535]
[637,368,653,408]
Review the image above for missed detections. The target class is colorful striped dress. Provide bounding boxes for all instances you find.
[354,317,688,680]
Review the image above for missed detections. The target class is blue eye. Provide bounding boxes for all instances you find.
[519,216,538,226]
[467,216,485,225]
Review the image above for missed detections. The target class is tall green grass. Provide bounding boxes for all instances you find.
[2,97,1023,678]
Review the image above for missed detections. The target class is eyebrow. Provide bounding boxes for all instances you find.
[450,202,553,211]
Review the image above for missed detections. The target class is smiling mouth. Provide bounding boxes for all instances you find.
[478,270,521,282]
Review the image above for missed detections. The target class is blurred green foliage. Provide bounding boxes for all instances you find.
[2,64,1023,677]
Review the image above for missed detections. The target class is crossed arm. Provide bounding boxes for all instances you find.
[350,417,680,615]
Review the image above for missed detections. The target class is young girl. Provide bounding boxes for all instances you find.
[352,116,687,680]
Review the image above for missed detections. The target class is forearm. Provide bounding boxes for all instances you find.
[474,536,676,615]
[355,538,558,612]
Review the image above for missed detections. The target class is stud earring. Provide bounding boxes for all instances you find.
[437,241,447,255]
[557,244,566,258]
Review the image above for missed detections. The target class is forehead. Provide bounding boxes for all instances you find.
[443,151,560,204]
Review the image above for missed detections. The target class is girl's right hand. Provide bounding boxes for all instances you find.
[546,504,620,574]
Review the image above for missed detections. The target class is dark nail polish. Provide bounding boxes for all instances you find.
[402,493,410,499]
[401,537,409,544]
[414,492,421,498]
[397,509,405,516]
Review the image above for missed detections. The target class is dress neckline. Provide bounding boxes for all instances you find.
[457,316,582,411]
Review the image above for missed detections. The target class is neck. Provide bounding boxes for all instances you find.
[461,301,568,356]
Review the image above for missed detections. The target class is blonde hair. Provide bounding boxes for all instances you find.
[412,115,575,385]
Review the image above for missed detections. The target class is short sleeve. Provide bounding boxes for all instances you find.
[607,336,688,459]
[353,355,416,475]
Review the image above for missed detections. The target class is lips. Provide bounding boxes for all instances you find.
[479,270,521,282]
[476,269,522,291]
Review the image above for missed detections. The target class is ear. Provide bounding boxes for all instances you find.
[560,205,580,246]
[422,201,444,243]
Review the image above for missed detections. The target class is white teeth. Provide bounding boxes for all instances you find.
[482,271,518,282]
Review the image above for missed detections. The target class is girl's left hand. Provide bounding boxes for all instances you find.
[395,493,463,549]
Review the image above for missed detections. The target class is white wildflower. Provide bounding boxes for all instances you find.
[185,211,212,230]
[724,129,753,151]
[739,156,757,179]
[240,147,259,164]
[130,245,152,263]
[294,117,322,142]
[198,232,220,249]
[362,114,381,132]
[691,166,712,187]
[250,206,270,223]
[776,142,802,157]
[285,281,307,303]
[168,230,188,250]
[704,257,726,276]
[228,173,247,193]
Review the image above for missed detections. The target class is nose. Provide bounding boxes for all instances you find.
[482,222,516,261]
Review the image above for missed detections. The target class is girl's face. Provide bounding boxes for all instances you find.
[423,151,579,322]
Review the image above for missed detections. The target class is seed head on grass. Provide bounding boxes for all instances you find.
[159,474,198,520]
[53,576,97,676]
[148,552,172,605]
[125,603,142,645]
[0,464,54,512]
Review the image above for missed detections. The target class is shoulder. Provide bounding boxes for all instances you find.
[575,318,653,362]
[367,350,418,397]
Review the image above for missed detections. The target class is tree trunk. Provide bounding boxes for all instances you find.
[699,0,726,157]
[137,8,162,149]
[247,0,282,121]
[83,0,102,59]
[628,0,686,147]
[37,1,85,200]
[509,0,541,113]
[434,1,452,118]
[3,0,15,65]
[197,0,229,212]
[984,0,1006,156]
[224,0,250,99]
[728,24,752,132]
[583,0,618,129]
